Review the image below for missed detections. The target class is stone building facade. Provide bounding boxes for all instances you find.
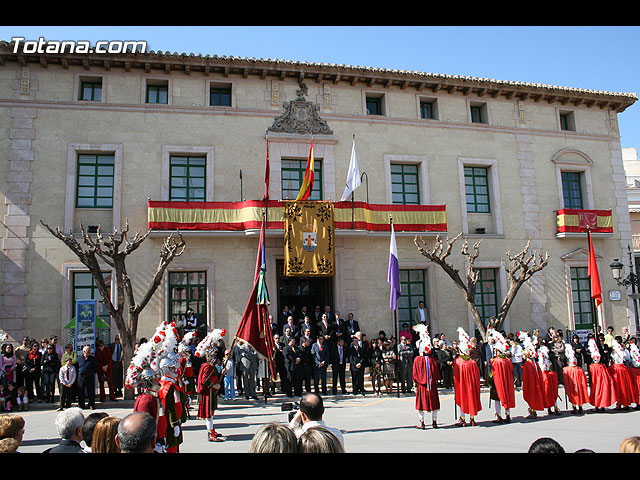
[0,40,637,346]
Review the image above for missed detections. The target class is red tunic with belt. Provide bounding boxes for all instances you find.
[522,359,544,411]
[608,363,635,406]
[588,362,616,408]
[453,356,482,416]
[413,354,440,412]
[197,362,220,419]
[540,369,559,409]
[562,366,589,406]
[490,355,516,409]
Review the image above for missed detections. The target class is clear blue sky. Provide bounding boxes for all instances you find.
[2,25,639,149]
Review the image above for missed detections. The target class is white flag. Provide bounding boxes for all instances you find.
[340,139,362,201]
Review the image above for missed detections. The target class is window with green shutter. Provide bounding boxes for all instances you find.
[571,267,595,329]
[76,154,114,208]
[169,271,207,329]
[281,159,322,201]
[464,166,490,213]
[210,86,231,106]
[475,268,498,328]
[391,164,420,205]
[80,81,102,101]
[169,156,206,201]
[398,269,426,327]
[146,84,168,104]
[561,171,583,209]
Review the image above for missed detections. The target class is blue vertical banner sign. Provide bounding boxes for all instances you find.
[75,299,97,355]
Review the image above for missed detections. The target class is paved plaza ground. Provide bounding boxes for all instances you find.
[8,385,639,454]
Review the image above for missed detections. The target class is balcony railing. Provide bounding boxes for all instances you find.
[556,208,613,236]
[148,200,447,233]
[633,234,640,251]
[627,175,640,188]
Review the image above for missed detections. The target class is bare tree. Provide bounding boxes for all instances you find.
[41,220,185,399]
[414,233,548,341]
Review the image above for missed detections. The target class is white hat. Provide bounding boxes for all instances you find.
[610,339,625,365]
[537,345,552,372]
[457,327,471,355]
[195,328,227,360]
[587,338,601,363]
[413,323,432,355]
[629,343,640,368]
[487,327,508,354]
[564,343,577,367]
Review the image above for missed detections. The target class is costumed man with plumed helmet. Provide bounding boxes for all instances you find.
[411,324,441,429]
[562,341,589,415]
[537,344,561,416]
[518,331,544,419]
[125,325,168,453]
[608,339,635,411]
[487,328,515,424]
[587,337,616,413]
[195,328,227,442]
[453,327,482,427]
[154,321,188,453]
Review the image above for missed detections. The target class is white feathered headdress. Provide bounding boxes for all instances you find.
[564,342,578,367]
[0,330,9,343]
[487,327,508,354]
[125,320,181,389]
[537,345,552,372]
[194,328,227,360]
[413,323,432,355]
[610,339,625,365]
[629,343,640,368]
[457,327,471,355]
[587,338,601,363]
[517,331,537,358]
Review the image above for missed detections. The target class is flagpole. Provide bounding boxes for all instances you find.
[587,225,599,336]
[390,214,400,398]
[351,134,355,229]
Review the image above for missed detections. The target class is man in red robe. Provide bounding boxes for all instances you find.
[522,351,545,418]
[411,324,440,429]
[538,346,561,416]
[133,370,168,452]
[609,339,635,410]
[453,327,481,426]
[158,354,187,453]
[197,351,225,442]
[412,348,441,429]
[562,343,589,415]
[487,328,515,423]
[587,338,616,412]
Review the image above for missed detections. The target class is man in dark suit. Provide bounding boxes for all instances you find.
[283,336,303,397]
[332,338,348,395]
[350,333,367,395]
[44,407,85,453]
[300,315,317,342]
[77,345,97,410]
[332,311,346,351]
[269,314,279,336]
[311,335,330,395]
[343,313,360,339]
[278,306,291,335]
[300,336,313,394]
[316,313,334,350]
[108,334,124,398]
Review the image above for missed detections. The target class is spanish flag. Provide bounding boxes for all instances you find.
[295,141,314,201]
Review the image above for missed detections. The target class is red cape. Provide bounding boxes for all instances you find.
[522,360,544,411]
[412,355,440,412]
[563,366,589,406]
[490,356,515,409]
[540,370,559,408]
[134,391,167,438]
[454,356,482,416]
[608,363,635,407]
[589,362,616,408]
[629,367,640,404]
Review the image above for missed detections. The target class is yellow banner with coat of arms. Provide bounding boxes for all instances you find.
[283,201,335,277]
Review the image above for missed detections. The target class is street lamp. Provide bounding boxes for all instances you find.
[610,244,640,336]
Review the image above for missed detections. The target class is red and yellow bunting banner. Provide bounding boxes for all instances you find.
[148,200,447,233]
[556,208,613,234]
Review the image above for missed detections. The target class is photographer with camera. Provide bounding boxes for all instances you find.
[287,392,344,448]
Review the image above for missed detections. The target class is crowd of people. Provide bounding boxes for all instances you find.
[2,301,640,453]
[0,334,124,412]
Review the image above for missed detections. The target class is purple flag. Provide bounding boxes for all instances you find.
[388,221,400,311]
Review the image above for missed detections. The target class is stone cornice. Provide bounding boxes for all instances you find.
[0,40,636,113]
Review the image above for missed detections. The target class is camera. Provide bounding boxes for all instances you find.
[281,402,300,422]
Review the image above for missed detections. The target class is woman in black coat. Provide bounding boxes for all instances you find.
[23,342,42,402]
[41,344,61,403]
